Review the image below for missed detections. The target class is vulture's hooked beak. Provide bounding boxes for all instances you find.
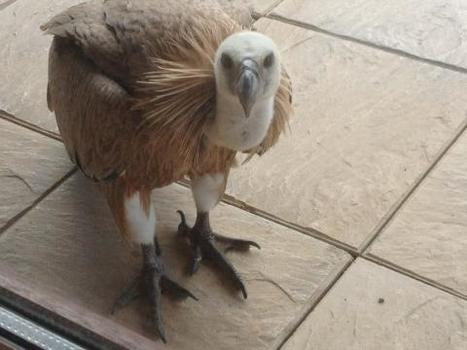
[236,58,259,118]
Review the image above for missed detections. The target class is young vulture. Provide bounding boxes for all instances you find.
[42,0,292,342]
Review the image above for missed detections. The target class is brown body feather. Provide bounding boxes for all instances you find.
[43,0,292,240]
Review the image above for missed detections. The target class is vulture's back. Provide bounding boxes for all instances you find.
[43,0,253,184]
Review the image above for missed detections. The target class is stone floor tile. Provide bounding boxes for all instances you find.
[0,173,350,349]
[227,18,467,247]
[0,118,72,230]
[274,0,467,69]
[253,0,283,15]
[0,0,17,11]
[282,259,467,350]
[0,0,81,132]
[367,128,467,295]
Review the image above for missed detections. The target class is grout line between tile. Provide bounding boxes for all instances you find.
[221,193,358,254]
[252,11,262,20]
[358,116,467,254]
[363,254,467,301]
[0,0,17,11]
[276,255,467,350]
[0,110,62,142]
[175,179,359,256]
[274,257,355,350]
[264,13,467,76]
[0,168,77,237]
[253,0,284,19]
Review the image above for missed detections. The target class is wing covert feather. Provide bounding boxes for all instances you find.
[47,37,134,181]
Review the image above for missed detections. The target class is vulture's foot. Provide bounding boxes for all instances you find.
[111,243,196,343]
[176,210,260,299]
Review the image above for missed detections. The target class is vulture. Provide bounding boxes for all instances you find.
[42,0,293,342]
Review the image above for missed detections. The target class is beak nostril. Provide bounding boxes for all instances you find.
[239,58,259,75]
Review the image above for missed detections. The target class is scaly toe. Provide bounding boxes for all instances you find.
[220,236,261,253]
[202,239,248,299]
[111,274,142,314]
[160,275,198,301]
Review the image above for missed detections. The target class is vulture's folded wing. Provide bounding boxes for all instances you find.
[41,0,243,182]
[41,1,137,181]
[41,1,128,86]
[46,37,133,182]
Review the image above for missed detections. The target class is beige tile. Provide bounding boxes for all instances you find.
[227,19,467,247]
[274,0,467,68]
[0,119,72,230]
[253,0,283,15]
[0,0,17,11]
[368,128,467,295]
[0,173,350,349]
[282,259,467,350]
[0,0,81,132]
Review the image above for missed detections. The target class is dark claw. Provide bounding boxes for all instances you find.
[177,210,187,226]
[160,276,198,301]
[239,282,247,299]
[204,240,248,299]
[222,238,261,254]
[157,325,167,344]
[177,210,190,237]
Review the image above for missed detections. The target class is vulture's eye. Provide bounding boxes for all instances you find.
[221,53,233,69]
[263,53,274,68]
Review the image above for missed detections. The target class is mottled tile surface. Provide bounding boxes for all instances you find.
[0,0,81,132]
[253,0,283,15]
[274,0,467,69]
[0,119,72,230]
[228,19,467,247]
[282,259,467,350]
[0,0,17,11]
[0,173,350,349]
[368,129,467,295]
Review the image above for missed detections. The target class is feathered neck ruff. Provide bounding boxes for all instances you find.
[133,18,292,162]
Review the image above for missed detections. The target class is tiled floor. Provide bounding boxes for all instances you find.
[1,0,467,349]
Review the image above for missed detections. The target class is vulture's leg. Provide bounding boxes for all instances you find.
[111,191,196,343]
[177,174,260,299]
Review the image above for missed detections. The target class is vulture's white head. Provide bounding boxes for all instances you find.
[208,31,282,151]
